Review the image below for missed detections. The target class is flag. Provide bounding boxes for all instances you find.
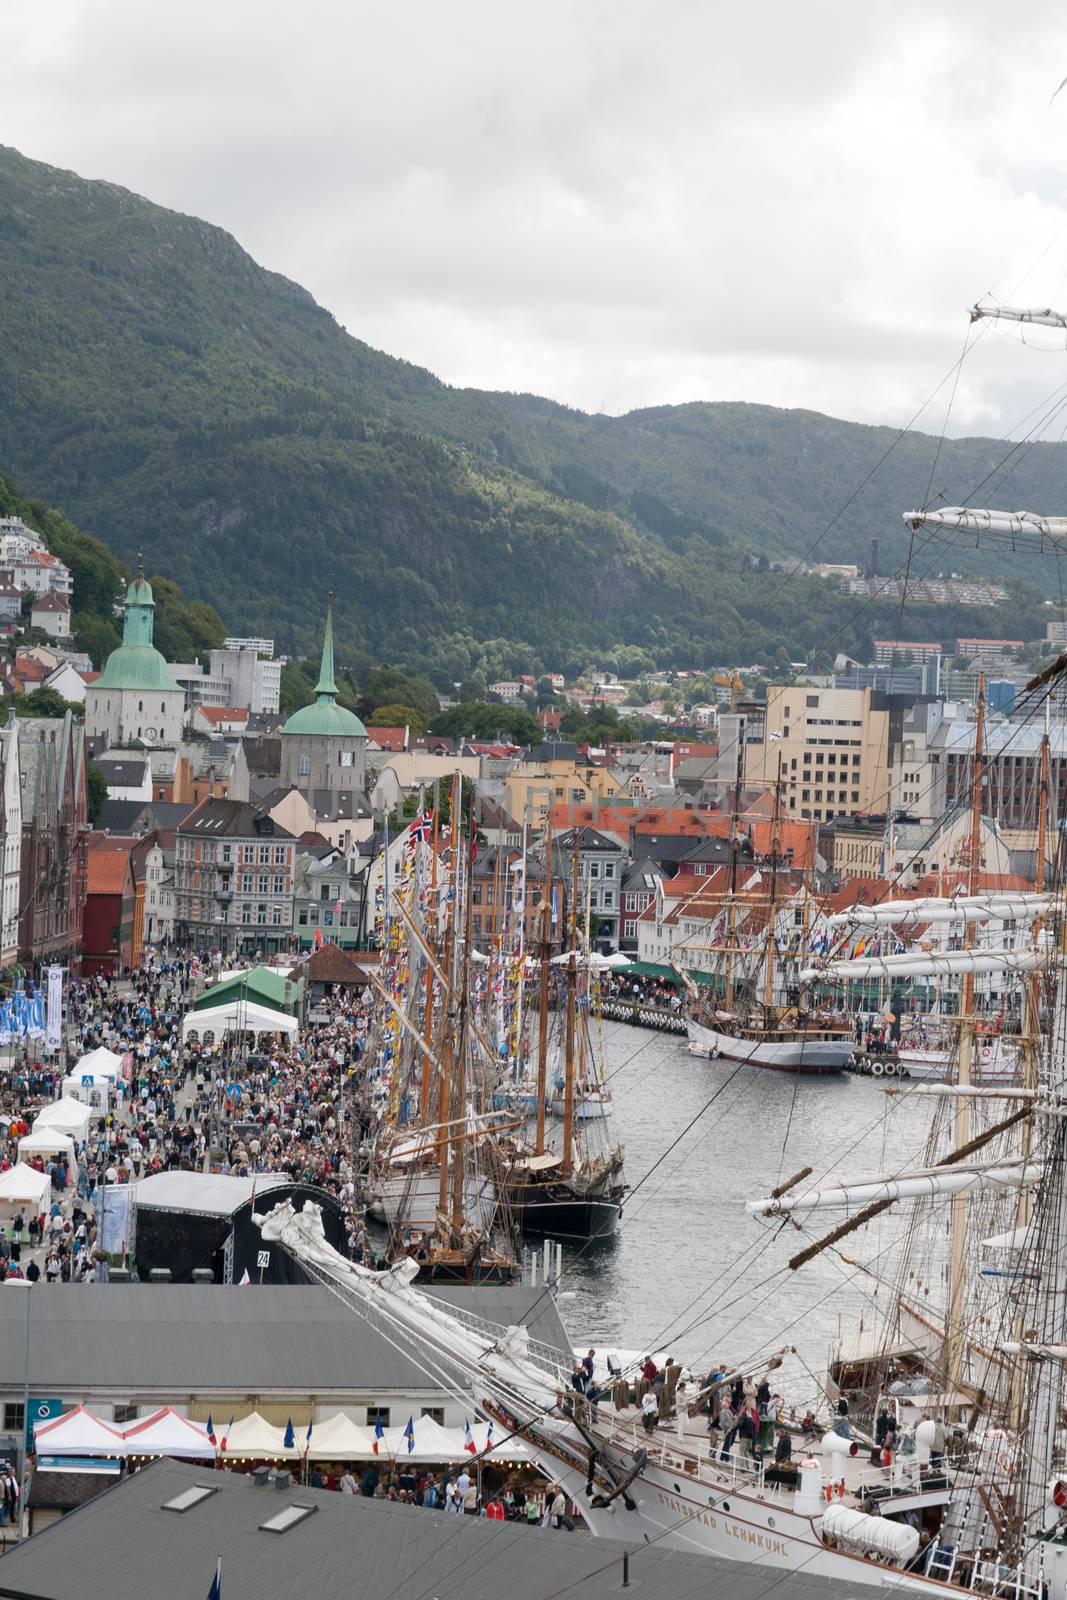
[238,1268,251,1285]
[219,1417,233,1453]
[305,1420,313,1451]
[403,1415,415,1455]
[206,1416,216,1447]
[410,810,433,843]
[485,1420,494,1451]
[463,1418,477,1454]
[208,1559,221,1600]
[314,928,324,948]
[283,1418,295,1450]
[373,1414,385,1455]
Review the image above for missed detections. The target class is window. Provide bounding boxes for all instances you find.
[258,874,269,894]
[259,845,270,864]
[624,919,637,939]
[806,694,819,707]
[260,1504,317,1534]
[366,1408,390,1428]
[163,1484,218,1513]
[421,1408,445,1426]
[298,909,308,926]
[271,906,283,926]
[320,884,331,901]
[589,861,600,878]
[603,862,615,879]
[3,1402,24,1433]
[257,904,267,925]
[298,755,311,777]
[274,846,286,864]
[274,877,285,896]
[113,1404,139,1425]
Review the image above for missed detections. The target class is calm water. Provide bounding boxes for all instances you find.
[556,1021,935,1389]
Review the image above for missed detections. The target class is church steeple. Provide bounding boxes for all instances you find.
[314,592,338,700]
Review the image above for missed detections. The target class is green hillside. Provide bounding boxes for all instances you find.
[0,144,1054,678]
[0,473,224,667]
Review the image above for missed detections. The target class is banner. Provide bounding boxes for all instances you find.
[46,966,63,1051]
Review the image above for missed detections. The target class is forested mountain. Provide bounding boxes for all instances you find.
[0,144,1056,681]
[0,474,224,667]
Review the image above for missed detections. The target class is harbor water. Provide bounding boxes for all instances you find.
[559,1020,937,1387]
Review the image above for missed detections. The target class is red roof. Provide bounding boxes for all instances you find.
[366,726,407,751]
[87,849,131,895]
[83,672,102,684]
[31,593,69,612]
[197,705,249,725]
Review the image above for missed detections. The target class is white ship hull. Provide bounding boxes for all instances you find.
[546,1092,611,1120]
[367,1168,496,1230]
[687,1018,854,1073]
[897,1038,1016,1083]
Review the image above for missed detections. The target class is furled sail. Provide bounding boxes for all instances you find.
[903,507,1067,548]
[746,1161,1042,1217]
[827,894,1053,929]
[798,948,1045,983]
[970,304,1067,330]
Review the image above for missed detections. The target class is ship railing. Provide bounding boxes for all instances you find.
[966,1556,1042,1600]
[434,1299,573,1384]
[597,1416,767,1493]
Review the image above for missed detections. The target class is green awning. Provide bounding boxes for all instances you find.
[612,962,716,989]
[194,965,300,1015]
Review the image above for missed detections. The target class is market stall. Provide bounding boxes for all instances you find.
[16,1128,77,1173]
[182,1001,299,1043]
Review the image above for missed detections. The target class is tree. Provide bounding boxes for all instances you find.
[86,759,107,825]
[11,686,80,719]
[430,703,542,744]
[367,703,427,736]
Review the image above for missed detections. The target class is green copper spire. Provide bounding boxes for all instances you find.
[314,592,338,699]
[281,593,367,740]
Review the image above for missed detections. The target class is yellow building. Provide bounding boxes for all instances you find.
[745,685,891,823]
[503,742,625,828]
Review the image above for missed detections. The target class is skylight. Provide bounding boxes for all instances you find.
[162,1484,218,1513]
[259,1503,318,1534]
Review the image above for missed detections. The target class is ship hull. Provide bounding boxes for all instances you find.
[687,1018,853,1073]
[513,1192,621,1239]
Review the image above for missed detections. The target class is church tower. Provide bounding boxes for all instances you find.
[280,595,367,796]
[84,566,186,751]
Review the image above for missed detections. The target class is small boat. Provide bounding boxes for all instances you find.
[687,1013,855,1072]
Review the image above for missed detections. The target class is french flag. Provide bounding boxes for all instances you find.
[205,1415,216,1448]
[463,1419,477,1455]
[219,1417,234,1453]
[372,1414,385,1455]
[485,1420,494,1451]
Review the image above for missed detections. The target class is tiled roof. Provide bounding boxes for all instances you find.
[87,848,131,895]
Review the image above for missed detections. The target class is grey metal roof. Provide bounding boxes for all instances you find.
[0,1285,571,1401]
[0,1458,858,1600]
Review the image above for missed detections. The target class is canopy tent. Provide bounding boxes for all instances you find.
[182,1001,299,1042]
[219,1411,297,1460]
[16,1129,77,1171]
[469,1421,536,1462]
[34,1099,94,1138]
[195,965,300,1016]
[0,1163,51,1210]
[304,1412,374,1461]
[121,1407,213,1459]
[71,1046,123,1081]
[379,1415,467,1463]
[32,1404,126,1457]
[61,1071,114,1109]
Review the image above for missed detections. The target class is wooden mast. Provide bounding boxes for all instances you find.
[762,753,784,1014]
[947,673,984,1393]
[534,819,553,1156]
[419,808,439,1126]
[436,775,460,1224]
[725,732,744,1010]
[450,782,474,1234]
[561,839,579,1179]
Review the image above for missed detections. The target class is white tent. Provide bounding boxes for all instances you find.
[182,1001,299,1042]
[0,1164,51,1212]
[72,1046,123,1080]
[61,1071,114,1109]
[304,1412,374,1461]
[219,1411,296,1460]
[122,1407,214,1459]
[34,1099,94,1138]
[33,1404,126,1457]
[16,1129,77,1171]
[379,1414,467,1463]
[469,1420,536,1462]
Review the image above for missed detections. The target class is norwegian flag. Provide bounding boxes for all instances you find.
[463,1418,477,1454]
[410,810,433,843]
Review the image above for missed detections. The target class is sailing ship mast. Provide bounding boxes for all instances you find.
[534,819,553,1157]
[561,842,579,1180]
[947,673,985,1392]
[725,732,744,1010]
[761,754,784,1014]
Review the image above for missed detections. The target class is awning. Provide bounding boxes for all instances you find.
[0,1163,51,1207]
[122,1407,214,1459]
[220,1410,297,1460]
[304,1412,374,1461]
[33,1404,126,1457]
[182,1000,299,1041]
[34,1099,94,1138]
[72,1046,123,1080]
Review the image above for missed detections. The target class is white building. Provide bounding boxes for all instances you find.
[142,837,175,947]
[30,593,71,639]
[0,717,21,966]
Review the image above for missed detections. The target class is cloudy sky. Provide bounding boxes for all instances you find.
[7,1,1067,434]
